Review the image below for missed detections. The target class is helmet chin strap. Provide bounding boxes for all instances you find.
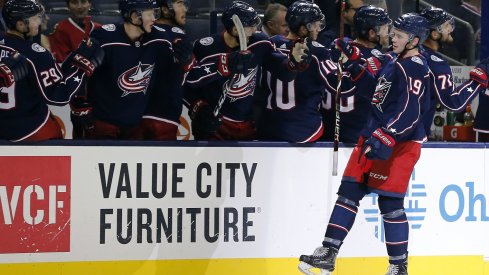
[399,37,418,58]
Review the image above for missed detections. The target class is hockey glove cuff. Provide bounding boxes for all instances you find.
[335,38,361,62]
[218,51,255,77]
[70,97,95,133]
[362,128,396,160]
[0,52,29,86]
[470,59,489,88]
[189,100,222,140]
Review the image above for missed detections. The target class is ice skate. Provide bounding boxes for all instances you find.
[385,262,408,275]
[298,246,338,275]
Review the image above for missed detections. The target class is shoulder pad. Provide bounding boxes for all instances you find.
[31,43,47,53]
[153,25,166,32]
[370,49,383,58]
[411,56,424,65]
[311,41,324,48]
[171,26,185,34]
[430,54,444,62]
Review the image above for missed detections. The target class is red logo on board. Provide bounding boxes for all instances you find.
[0,156,71,253]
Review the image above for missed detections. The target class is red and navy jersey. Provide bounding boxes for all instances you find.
[143,23,186,126]
[0,34,87,141]
[354,53,431,142]
[322,42,382,143]
[184,31,295,122]
[421,47,485,133]
[87,24,178,128]
[258,36,340,142]
[48,18,101,63]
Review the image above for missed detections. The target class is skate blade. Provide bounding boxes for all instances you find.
[298,261,332,275]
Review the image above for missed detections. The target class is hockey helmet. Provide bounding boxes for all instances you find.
[354,5,391,39]
[119,0,159,22]
[221,1,260,32]
[420,7,454,33]
[285,0,325,34]
[392,13,429,43]
[2,0,43,29]
[156,0,188,10]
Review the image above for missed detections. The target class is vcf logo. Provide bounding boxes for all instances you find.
[0,156,71,253]
[363,169,427,242]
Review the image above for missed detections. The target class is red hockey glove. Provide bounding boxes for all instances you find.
[189,100,222,140]
[470,58,489,88]
[0,52,29,87]
[361,128,396,160]
[218,50,255,77]
[335,38,361,63]
[71,39,104,76]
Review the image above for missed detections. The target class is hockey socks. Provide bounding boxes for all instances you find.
[383,209,409,264]
[323,196,358,249]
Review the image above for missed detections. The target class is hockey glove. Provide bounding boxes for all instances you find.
[287,38,311,72]
[0,52,29,87]
[329,40,341,63]
[70,97,95,137]
[362,128,396,160]
[335,38,361,63]
[470,58,489,88]
[218,50,255,77]
[189,100,222,140]
[173,38,195,71]
[72,38,105,76]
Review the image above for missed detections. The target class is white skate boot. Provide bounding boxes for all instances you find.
[385,262,408,275]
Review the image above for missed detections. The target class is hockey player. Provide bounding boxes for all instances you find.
[74,0,181,140]
[0,0,103,142]
[183,0,309,140]
[49,0,101,63]
[322,5,391,143]
[299,14,431,275]
[257,0,355,142]
[419,7,489,138]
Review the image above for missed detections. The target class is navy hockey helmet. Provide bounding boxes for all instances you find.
[222,1,260,32]
[285,0,325,34]
[393,13,429,43]
[2,0,43,29]
[419,7,454,32]
[354,5,391,39]
[156,0,188,10]
[119,0,158,22]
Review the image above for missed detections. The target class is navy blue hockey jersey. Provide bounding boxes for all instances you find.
[87,24,178,127]
[0,34,87,141]
[354,53,431,142]
[422,47,486,134]
[184,32,295,122]
[258,36,341,142]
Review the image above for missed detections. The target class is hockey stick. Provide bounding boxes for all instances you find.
[332,0,346,176]
[213,14,247,117]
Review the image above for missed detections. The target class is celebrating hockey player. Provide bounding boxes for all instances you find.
[420,7,489,137]
[257,0,354,142]
[72,0,182,140]
[299,13,431,275]
[0,0,103,142]
[322,5,392,143]
[183,0,309,140]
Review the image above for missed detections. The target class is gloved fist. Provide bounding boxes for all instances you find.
[329,40,341,63]
[470,58,489,88]
[287,38,311,72]
[189,100,222,140]
[72,38,105,76]
[173,38,195,71]
[218,50,255,77]
[362,128,396,160]
[70,97,95,136]
[0,52,29,86]
[335,38,361,63]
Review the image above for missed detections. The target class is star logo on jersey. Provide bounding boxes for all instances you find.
[223,67,258,101]
[203,66,211,74]
[117,62,154,97]
[372,75,392,112]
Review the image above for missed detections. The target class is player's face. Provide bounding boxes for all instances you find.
[306,20,324,41]
[376,24,390,48]
[140,9,157,32]
[172,0,188,26]
[68,0,91,21]
[26,13,42,37]
[438,19,455,43]
[389,28,411,54]
[244,25,258,40]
